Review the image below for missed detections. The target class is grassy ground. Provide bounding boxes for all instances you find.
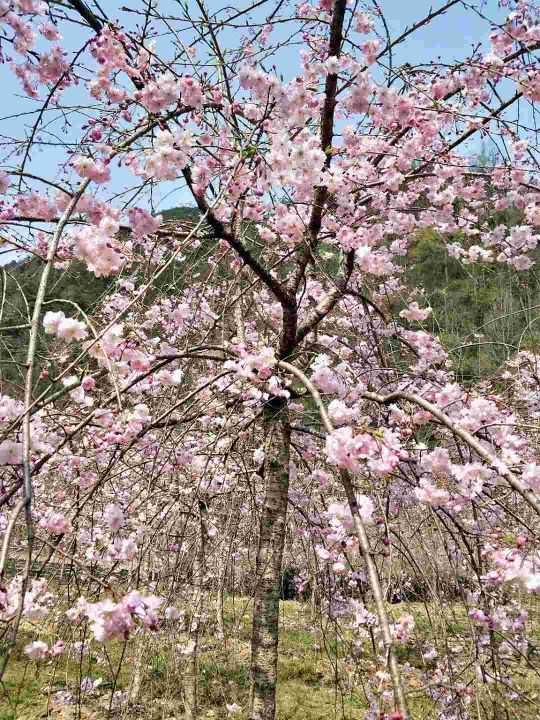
[2,599,540,719]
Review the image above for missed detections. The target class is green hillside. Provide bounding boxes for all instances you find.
[404,228,540,381]
[2,205,540,392]
[0,207,206,392]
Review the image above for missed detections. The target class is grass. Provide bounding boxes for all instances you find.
[1,673,40,720]
[1,599,540,719]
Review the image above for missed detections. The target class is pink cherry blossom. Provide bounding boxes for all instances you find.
[24,640,49,660]
[399,302,432,322]
[73,156,111,184]
[38,512,73,535]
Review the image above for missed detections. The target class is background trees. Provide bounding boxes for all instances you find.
[2,1,540,719]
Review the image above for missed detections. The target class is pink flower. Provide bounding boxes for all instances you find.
[171,303,190,327]
[328,400,357,425]
[452,463,490,499]
[36,46,69,84]
[414,479,450,508]
[315,545,332,561]
[39,21,61,41]
[107,536,138,562]
[43,310,65,335]
[134,72,181,112]
[69,590,164,642]
[81,376,95,392]
[156,369,184,386]
[85,598,133,641]
[355,12,374,34]
[13,0,47,13]
[24,640,49,660]
[361,39,380,65]
[227,347,276,381]
[128,207,161,238]
[421,448,451,475]
[326,496,374,528]
[0,440,23,465]
[57,318,88,342]
[43,311,87,342]
[399,302,432,322]
[179,76,203,108]
[103,503,125,532]
[522,463,540,491]
[73,156,111,184]
[74,220,124,277]
[137,129,192,180]
[39,512,73,535]
[325,426,401,476]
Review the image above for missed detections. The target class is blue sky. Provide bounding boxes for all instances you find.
[377,0,506,61]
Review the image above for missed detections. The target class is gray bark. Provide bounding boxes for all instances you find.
[249,400,290,720]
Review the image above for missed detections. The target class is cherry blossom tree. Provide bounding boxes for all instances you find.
[1,1,540,719]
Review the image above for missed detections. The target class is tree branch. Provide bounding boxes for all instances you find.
[362,390,540,518]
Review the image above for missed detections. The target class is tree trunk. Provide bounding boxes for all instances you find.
[216,556,226,640]
[128,634,145,706]
[249,400,290,720]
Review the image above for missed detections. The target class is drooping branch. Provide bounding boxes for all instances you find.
[22,180,91,520]
[278,360,410,719]
[362,390,540,518]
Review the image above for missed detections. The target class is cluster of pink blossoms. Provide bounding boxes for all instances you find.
[73,156,111,185]
[72,214,126,277]
[485,547,540,593]
[134,72,204,113]
[24,639,65,660]
[132,128,194,181]
[325,426,405,477]
[66,591,164,642]
[38,511,73,535]
[0,577,54,623]
[225,346,277,381]
[43,311,88,342]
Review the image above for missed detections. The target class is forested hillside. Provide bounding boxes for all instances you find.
[3,207,540,391]
[0,207,214,392]
[405,228,540,380]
